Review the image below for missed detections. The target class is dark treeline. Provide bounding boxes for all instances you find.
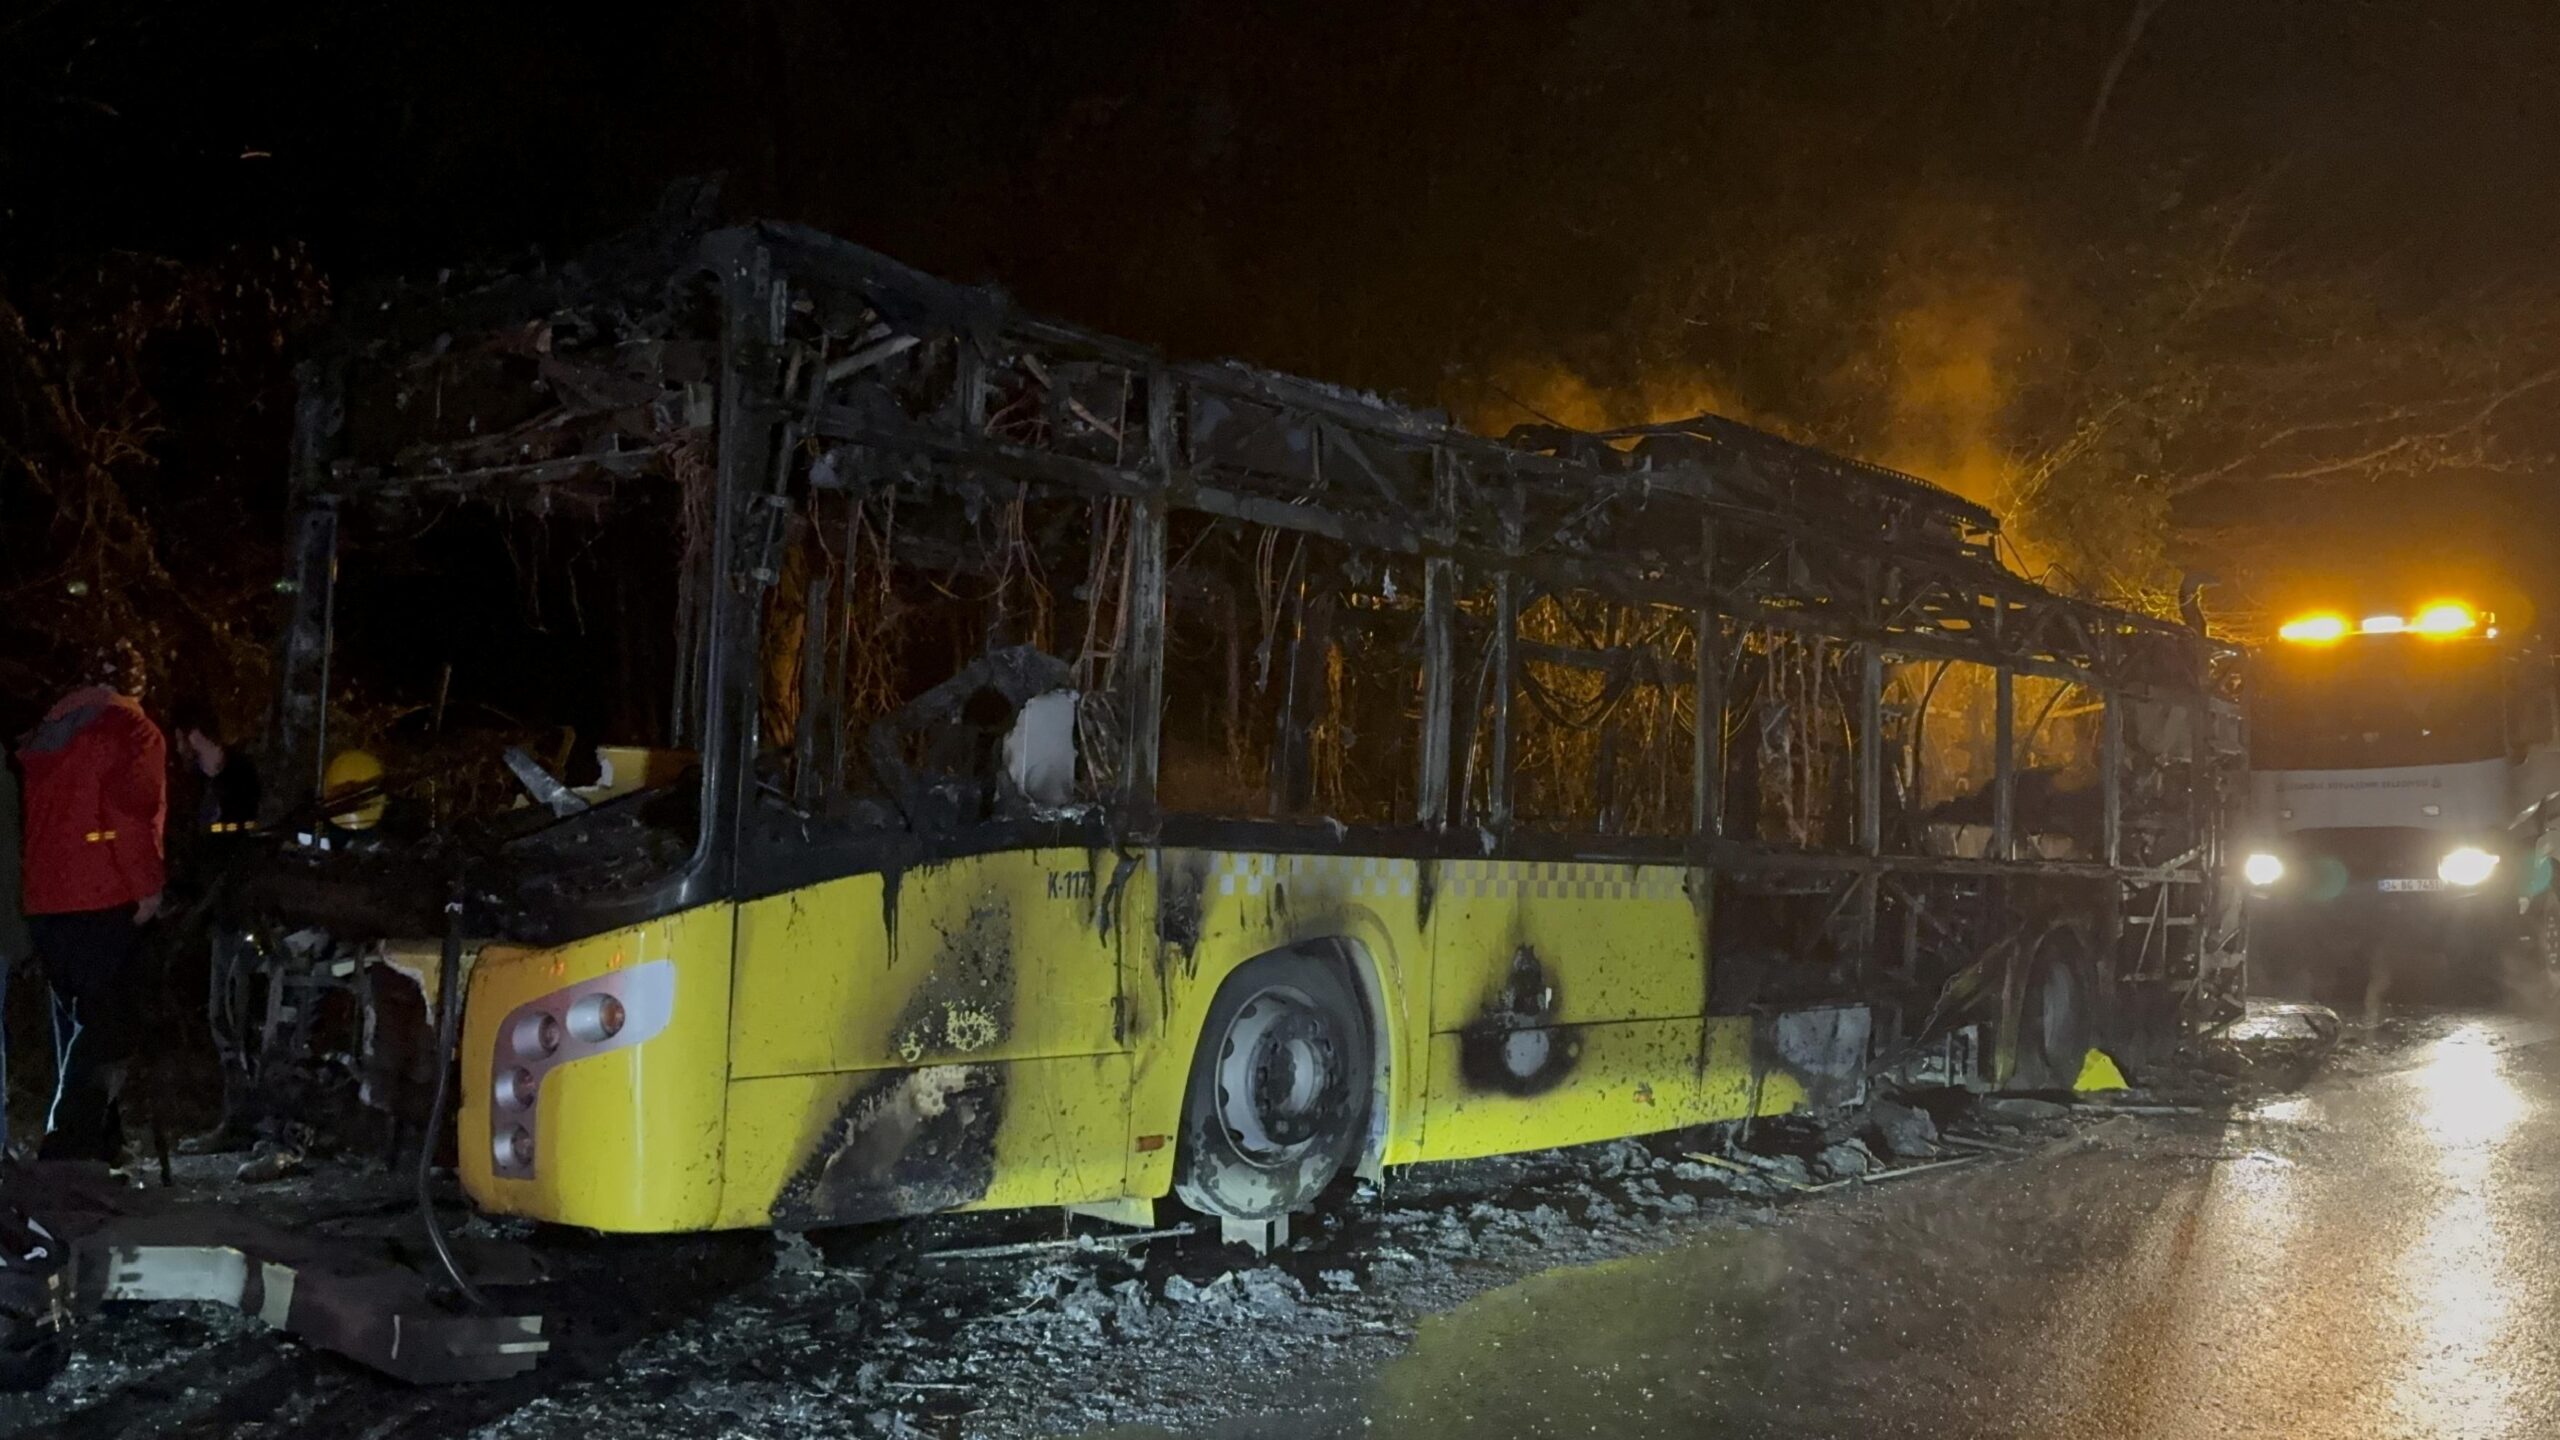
[6,0,2560,723]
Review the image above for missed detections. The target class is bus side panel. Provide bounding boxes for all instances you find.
[1413,1019,1817,1163]
[1427,862,1706,1029]
[723,848,1131,1228]
[1418,1020,1697,1161]
[459,905,736,1232]
[729,873,888,1077]
[1121,849,1435,1201]
[1417,861,1708,1159]
[729,849,1122,1077]
[715,1053,1135,1228]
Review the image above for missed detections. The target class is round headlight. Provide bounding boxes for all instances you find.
[494,1067,538,1110]
[493,1126,535,1171]
[512,1010,561,1059]
[568,992,627,1044]
[2243,852,2285,887]
[2439,846,2500,888]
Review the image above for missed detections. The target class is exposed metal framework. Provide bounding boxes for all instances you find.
[268,218,2249,1060]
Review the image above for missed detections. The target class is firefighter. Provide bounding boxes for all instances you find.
[15,642,166,1165]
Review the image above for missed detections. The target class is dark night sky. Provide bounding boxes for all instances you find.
[15,5,2553,333]
[9,0,2560,632]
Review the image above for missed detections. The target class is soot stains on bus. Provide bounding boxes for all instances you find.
[1457,946,1582,1096]
[773,903,1019,1226]
[1155,854,1210,967]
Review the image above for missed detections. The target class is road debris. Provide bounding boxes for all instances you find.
[1814,1139,1878,1181]
[1975,1096,2072,1125]
[2031,1114,2141,1163]
[1865,1099,1942,1159]
[2207,1000,2345,1086]
[0,1069,2239,1439]
[2081,1103,2206,1116]
[1940,1133,2030,1156]
[921,1225,1197,1264]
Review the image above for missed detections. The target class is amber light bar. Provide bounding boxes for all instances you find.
[2278,602,2483,644]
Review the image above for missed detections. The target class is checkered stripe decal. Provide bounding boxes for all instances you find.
[1437,858,1686,901]
[1207,853,1684,902]
[1212,852,1416,899]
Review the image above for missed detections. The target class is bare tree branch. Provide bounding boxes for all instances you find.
[2081,0,2169,155]
[2169,363,2560,494]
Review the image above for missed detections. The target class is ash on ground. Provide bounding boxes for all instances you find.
[0,1045,2317,1440]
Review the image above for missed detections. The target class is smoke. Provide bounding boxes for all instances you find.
[1868,278,2026,512]
[1460,269,2102,590]
[1865,276,2099,585]
[1465,360,1758,437]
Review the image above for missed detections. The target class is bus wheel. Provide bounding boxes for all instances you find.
[2015,924,2097,1090]
[1174,952,1374,1223]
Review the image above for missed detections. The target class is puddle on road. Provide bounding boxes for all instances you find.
[1076,1018,2560,1440]
[1073,1149,2174,1440]
[1339,1236,1851,1440]
[1071,1229,1804,1440]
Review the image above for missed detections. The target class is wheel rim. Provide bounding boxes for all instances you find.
[1213,985,1344,1164]
[2033,938,2086,1074]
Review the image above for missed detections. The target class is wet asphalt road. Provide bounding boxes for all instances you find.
[1099,1007,2560,1440]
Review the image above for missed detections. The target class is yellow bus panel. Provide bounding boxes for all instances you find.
[455,844,1849,1234]
[1426,861,1704,1030]
[728,848,1123,1080]
[716,1051,1134,1228]
[459,905,735,1231]
[1417,1015,1808,1163]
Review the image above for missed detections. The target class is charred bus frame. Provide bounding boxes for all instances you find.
[258,222,2244,1232]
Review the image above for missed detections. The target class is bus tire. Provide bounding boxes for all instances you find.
[2015,923,2097,1091]
[1173,951,1374,1224]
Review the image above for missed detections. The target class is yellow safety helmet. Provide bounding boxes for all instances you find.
[323,748,387,830]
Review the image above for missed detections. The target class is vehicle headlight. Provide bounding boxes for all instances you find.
[2243,852,2285,887]
[494,1066,539,1110]
[510,1010,562,1059]
[2438,846,2500,888]
[567,992,627,1043]
[485,959,676,1180]
[493,1126,535,1170]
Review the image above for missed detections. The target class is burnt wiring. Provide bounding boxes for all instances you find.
[418,872,493,1313]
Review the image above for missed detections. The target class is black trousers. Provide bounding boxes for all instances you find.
[27,905,142,1163]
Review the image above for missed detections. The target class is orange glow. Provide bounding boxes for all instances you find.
[2412,602,2478,636]
[2278,614,2350,643]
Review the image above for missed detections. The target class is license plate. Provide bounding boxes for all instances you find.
[2377,878,2442,892]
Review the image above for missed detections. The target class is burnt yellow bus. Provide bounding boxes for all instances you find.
[254,222,2245,1243]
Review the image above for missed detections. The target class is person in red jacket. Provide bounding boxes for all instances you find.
[16,641,165,1164]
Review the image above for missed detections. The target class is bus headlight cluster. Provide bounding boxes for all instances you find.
[2243,852,2285,888]
[485,959,676,1181]
[2439,847,2500,888]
